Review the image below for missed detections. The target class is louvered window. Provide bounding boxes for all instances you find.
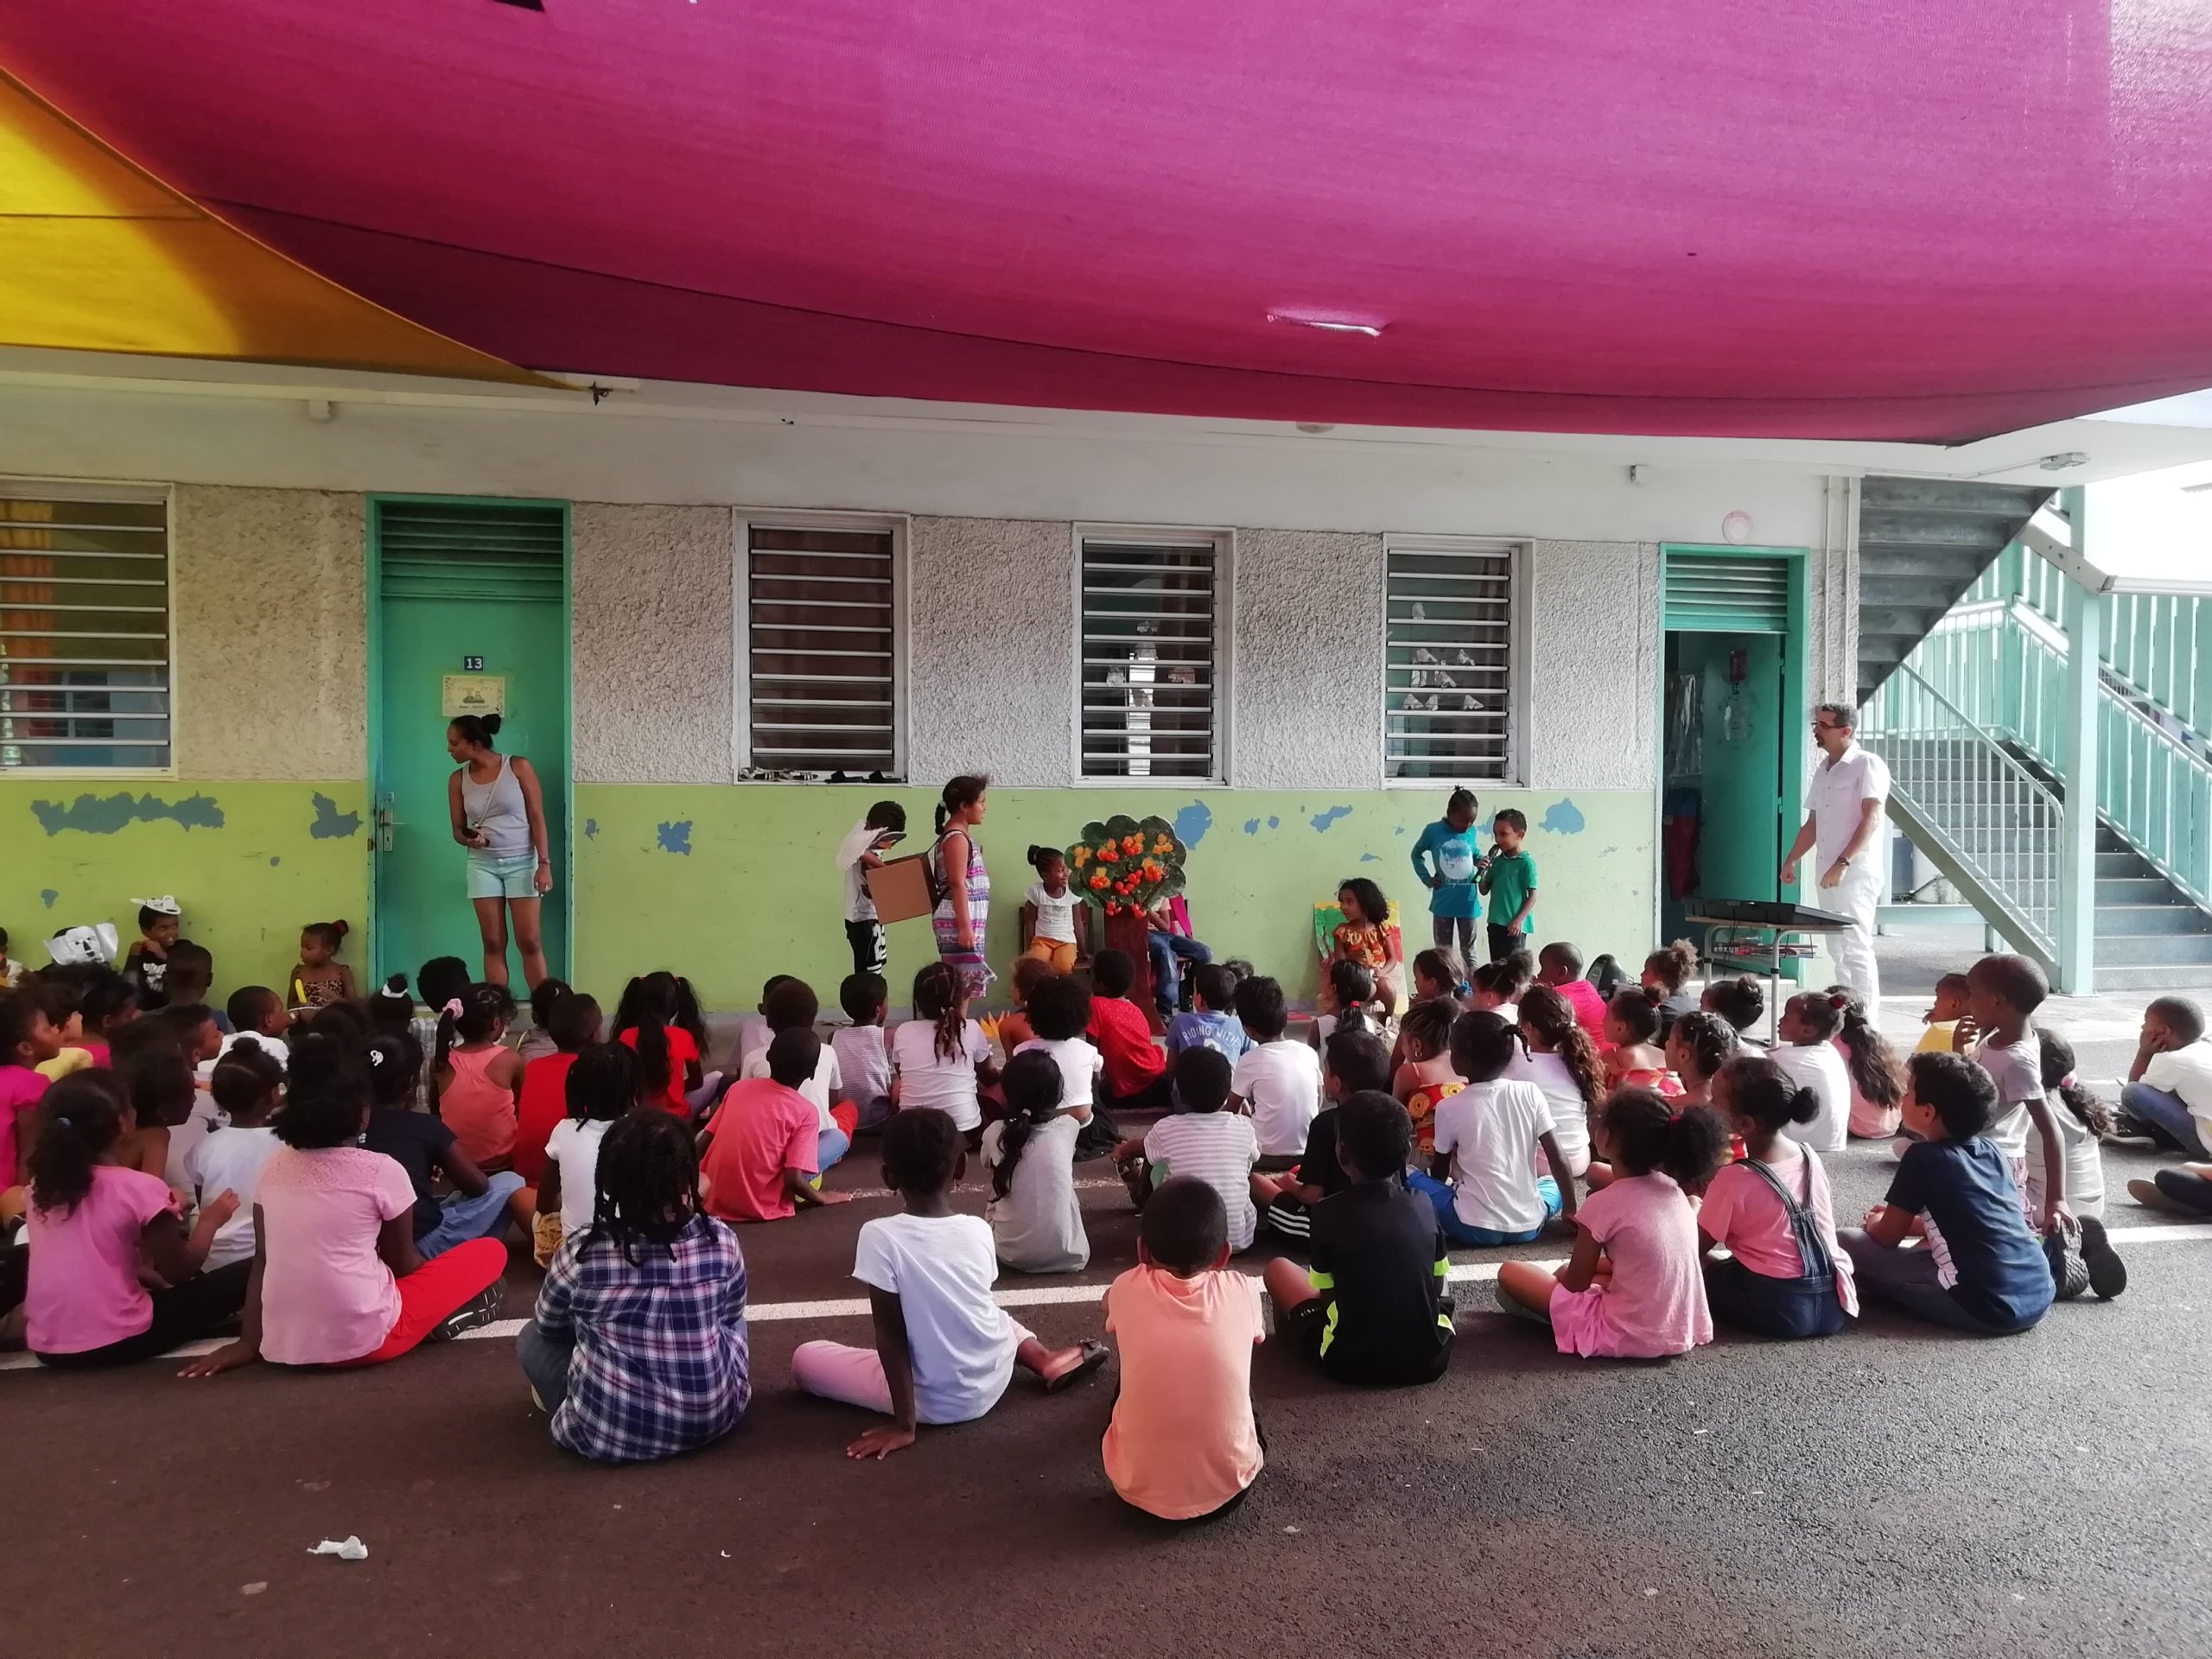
[376,499,566,601]
[1385,538,1519,782]
[740,520,903,779]
[1079,533,1226,780]
[1661,550,1792,632]
[0,484,171,771]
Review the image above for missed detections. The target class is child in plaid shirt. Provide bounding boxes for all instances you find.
[520,1110,751,1463]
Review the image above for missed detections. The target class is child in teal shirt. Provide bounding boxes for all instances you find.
[1409,787,1482,963]
[1479,809,1537,963]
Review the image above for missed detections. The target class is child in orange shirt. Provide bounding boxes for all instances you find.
[1101,1176,1265,1522]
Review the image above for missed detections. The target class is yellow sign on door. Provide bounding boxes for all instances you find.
[442,674,506,718]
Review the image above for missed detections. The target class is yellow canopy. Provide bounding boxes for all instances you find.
[0,70,548,385]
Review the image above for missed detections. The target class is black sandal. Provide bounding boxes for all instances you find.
[1044,1338,1110,1393]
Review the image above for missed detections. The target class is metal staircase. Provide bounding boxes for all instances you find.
[1855,477,2054,704]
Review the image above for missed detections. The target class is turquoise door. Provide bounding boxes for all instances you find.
[370,498,571,986]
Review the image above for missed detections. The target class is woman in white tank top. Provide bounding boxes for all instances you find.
[447,713,553,989]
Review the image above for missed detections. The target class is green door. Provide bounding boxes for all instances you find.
[370,497,571,986]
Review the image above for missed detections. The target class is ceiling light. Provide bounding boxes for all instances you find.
[2038,451,2090,470]
[1267,312,1383,337]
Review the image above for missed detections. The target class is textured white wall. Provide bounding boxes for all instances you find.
[172,486,365,779]
[906,517,1075,787]
[571,503,734,785]
[1525,540,1660,791]
[1232,530,1385,788]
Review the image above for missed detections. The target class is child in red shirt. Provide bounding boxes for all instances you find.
[512,991,601,1184]
[699,1031,852,1224]
[1088,950,1169,1111]
[1538,942,1608,1037]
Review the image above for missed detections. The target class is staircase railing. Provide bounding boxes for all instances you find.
[1860,661,2062,951]
[1906,592,2212,912]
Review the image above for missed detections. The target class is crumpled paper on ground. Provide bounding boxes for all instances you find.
[308,1536,368,1561]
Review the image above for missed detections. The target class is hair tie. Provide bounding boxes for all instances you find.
[442,998,464,1020]
[55,1114,72,1127]
[378,983,409,1002]
[2061,1071,2077,1090]
[366,1049,386,1070]
[1828,995,1847,1010]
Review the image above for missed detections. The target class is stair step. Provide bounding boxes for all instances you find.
[2093,932,2212,965]
[2098,877,2187,905]
[1859,477,2053,517]
[2092,904,2212,938]
[2099,850,2147,879]
[2084,963,2212,991]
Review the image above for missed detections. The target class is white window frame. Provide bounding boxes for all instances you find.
[0,476,178,779]
[731,509,910,782]
[1379,534,1530,788]
[1070,524,1235,787]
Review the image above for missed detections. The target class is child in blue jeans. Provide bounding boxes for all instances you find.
[1407,1010,1574,1246]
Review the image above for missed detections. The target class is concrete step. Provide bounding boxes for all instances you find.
[2099,850,2149,879]
[2092,931,2212,965]
[2088,963,2212,991]
[2099,876,2190,906]
[2092,903,2212,938]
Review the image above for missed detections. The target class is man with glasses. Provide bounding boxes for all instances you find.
[1782,702,1891,1008]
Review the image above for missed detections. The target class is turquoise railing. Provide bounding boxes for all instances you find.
[1905,577,2212,910]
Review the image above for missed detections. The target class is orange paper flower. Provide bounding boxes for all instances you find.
[1098,845,1118,863]
[1152,834,1174,855]
[1089,871,1110,890]
[1122,834,1144,855]
[1071,846,1090,868]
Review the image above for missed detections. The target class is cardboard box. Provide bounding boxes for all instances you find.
[867,852,938,925]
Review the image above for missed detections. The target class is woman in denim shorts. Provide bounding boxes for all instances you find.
[448,713,554,989]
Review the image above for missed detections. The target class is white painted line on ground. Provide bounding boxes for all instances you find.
[6,1224,2209,1375]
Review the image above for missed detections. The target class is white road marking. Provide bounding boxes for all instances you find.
[6,1224,2209,1374]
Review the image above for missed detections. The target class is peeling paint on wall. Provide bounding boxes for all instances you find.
[1310,804,1352,832]
[31,793,226,836]
[655,821,693,855]
[1173,801,1212,849]
[270,856,282,867]
[1540,798,1586,836]
[40,889,57,908]
[584,818,600,840]
[307,792,363,839]
[1267,817,1281,830]
[1359,853,1378,862]
[1243,818,1261,836]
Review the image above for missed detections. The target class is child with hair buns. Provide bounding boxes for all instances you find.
[1641,939,1700,1038]
[1599,987,1672,1093]
[291,920,358,1009]
[1769,992,1853,1154]
[1698,1054,1855,1338]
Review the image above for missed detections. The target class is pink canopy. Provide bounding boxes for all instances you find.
[7,0,2212,439]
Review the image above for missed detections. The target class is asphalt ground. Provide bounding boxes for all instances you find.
[5,1122,2209,1659]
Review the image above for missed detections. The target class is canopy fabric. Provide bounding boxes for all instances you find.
[0,73,545,386]
[5,2,2212,439]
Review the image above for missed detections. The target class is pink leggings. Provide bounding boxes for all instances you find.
[339,1238,507,1367]
[792,1324,1034,1418]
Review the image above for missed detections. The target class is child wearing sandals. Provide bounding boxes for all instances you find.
[181,1031,507,1378]
[1496,1090,1727,1357]
[1698,1055,1855,1338]
[793,1107,1108,1459]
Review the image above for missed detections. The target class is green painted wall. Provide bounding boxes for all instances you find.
[571,786,1656,1011]
[2,781,371,996]
[6,780,1655,1015]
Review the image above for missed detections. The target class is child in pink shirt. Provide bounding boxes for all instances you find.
[181,1031,507,1379]
[1536,943,1608,1037]
[1,989,61,1185]
[22,1071,246,1366]
[1103,1176,1265,1521]
[1496,1089,1726,1358]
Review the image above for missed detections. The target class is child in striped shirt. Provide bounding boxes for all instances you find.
[1114,1049,1261,1250]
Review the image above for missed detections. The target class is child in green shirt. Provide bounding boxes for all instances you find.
[1479,809,1538,964]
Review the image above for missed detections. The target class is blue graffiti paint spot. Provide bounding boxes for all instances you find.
[584,818,600,840]
[40,889,58,909]
[656,821,693,855]
[1172,800,1212,849]
[1395,825,1407,836]
[308,792,362,840]
[1267,816,1281,830]
[1539,798,1586,836]
[1243,818,1261,836]
[270,856,282,867]
[1310,805,1352,833]
[31,792,225,836]
[1359,853,1378,863]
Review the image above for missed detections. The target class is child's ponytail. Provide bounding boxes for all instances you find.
[1827,987,1903,1109]
[433,995,463,1077]
[29,1071,128,1217]
[1520,984,1604,1111]
[1327,959,1380,1037]
[2038,1029,2113,1136]
[1414,946,1467,1001]
[671,976,709,1056]
[912,961,964,1063]
[1715,1053,1820,1135]
[991,1049,1064,1200]
[1026,843,1061,875]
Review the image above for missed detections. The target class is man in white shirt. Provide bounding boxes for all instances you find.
[1782,702,1891,1009]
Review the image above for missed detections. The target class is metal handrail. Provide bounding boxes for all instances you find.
[1875,662,2063,810]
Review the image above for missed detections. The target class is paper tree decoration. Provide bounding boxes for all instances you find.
[1067,814,1188,918]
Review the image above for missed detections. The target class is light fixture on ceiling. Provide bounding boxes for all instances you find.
[1267,312,1383,337]
[1295,423,1337,435]
[2038,451,2090,470]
